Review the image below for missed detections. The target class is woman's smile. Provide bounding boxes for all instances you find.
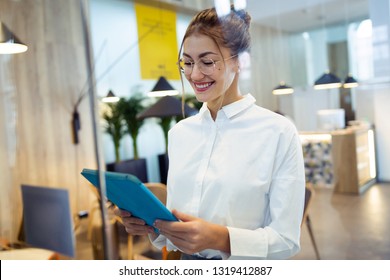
[193,81,215,93]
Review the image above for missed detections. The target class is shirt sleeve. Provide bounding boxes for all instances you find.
[150,234,165,250]
[150,233,181,253]
[226,128,306,259]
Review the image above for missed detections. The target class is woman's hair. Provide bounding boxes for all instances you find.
[178,5,251,59]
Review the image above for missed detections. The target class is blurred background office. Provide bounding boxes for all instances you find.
[0,0,389,260]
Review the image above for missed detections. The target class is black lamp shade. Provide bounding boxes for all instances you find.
[272,82,294,95]
[106,90,116,98]
[343,75,359,88]
[148,76,178,97]
[151,76,175,91]
[102,90,120,103]
[0,22,28,54]
[137,95,198,119]
[314,71,342,90]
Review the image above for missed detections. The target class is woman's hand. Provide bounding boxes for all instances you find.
[154,209,230,255]
[114,207,156,237]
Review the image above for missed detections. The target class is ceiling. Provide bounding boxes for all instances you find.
[166,0,370,33]
[246,0,370,33]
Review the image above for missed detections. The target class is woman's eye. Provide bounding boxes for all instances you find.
[201,60,214,66]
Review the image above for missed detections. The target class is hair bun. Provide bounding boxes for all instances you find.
[231,5,251,27]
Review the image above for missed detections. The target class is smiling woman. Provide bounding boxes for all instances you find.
[177,34,241,119]
[116,4,306,260]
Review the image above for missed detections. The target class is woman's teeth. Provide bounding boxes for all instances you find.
[195,82,212,89]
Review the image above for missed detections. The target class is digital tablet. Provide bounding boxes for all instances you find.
[81,168,178,232]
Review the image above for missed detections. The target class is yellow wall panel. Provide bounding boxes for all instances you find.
[135,3,180,80]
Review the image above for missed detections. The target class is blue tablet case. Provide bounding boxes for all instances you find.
[81,168,177,232]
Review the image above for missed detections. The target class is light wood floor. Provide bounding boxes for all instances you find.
[72,182,390,260]
[293,182,390,260]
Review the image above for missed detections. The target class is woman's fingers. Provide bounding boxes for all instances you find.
[114,207,132,217]
[113,206,154,235]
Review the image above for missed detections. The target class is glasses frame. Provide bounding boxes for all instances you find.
[177,54,237,76]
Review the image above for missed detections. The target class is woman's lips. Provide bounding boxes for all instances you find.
[193,82,214,92]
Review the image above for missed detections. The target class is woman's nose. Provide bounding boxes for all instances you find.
[190,63,205,80]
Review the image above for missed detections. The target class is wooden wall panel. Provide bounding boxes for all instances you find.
[0,54,16,239]
[0,0,97,241]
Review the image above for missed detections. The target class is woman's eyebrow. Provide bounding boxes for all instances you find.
[182,51,219,59]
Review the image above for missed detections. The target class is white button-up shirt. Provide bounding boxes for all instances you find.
[152,94,305,259]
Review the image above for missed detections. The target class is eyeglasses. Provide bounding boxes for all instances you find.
[177,55,237,76]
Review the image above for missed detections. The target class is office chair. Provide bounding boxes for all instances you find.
[20,184,76,258]
[302,185,321,260]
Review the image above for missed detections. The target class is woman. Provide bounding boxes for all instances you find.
[116,5,305,260]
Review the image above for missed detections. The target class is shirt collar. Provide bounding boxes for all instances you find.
[198,94,256,120]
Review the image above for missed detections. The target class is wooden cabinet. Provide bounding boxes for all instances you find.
[331,127,376,194]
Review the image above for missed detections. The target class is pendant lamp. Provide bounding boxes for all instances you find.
[0,22,28,54]
[102,90,120,103]
[148,76,178,97]
[341,1,358,89]
[343,74,358,88]
[313,0,342,91]
[314,70,342,90]
[272,81,294,95]
[137,95,198,120]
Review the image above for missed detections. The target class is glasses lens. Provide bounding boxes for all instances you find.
[198,58,215,75]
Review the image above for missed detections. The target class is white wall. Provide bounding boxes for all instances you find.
[356,84,390,182]
[373,88,390,181]
[279,86,340,131]
[369,0,390,80]
[302,24,349,86]
[353,0,390,182]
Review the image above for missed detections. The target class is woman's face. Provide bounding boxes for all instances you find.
[181,33,238,108]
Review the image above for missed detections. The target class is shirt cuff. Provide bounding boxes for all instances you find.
[149,234,165,250]
[227,226,268,259]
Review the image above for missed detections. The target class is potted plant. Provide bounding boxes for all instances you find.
[117,94,146,160]
[101,99,126,163]
[112,94,148,182]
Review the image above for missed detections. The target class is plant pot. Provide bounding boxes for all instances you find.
[158,153,169,184]
[106,158,148,182]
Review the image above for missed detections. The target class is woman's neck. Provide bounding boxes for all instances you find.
[208,91,243,120]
